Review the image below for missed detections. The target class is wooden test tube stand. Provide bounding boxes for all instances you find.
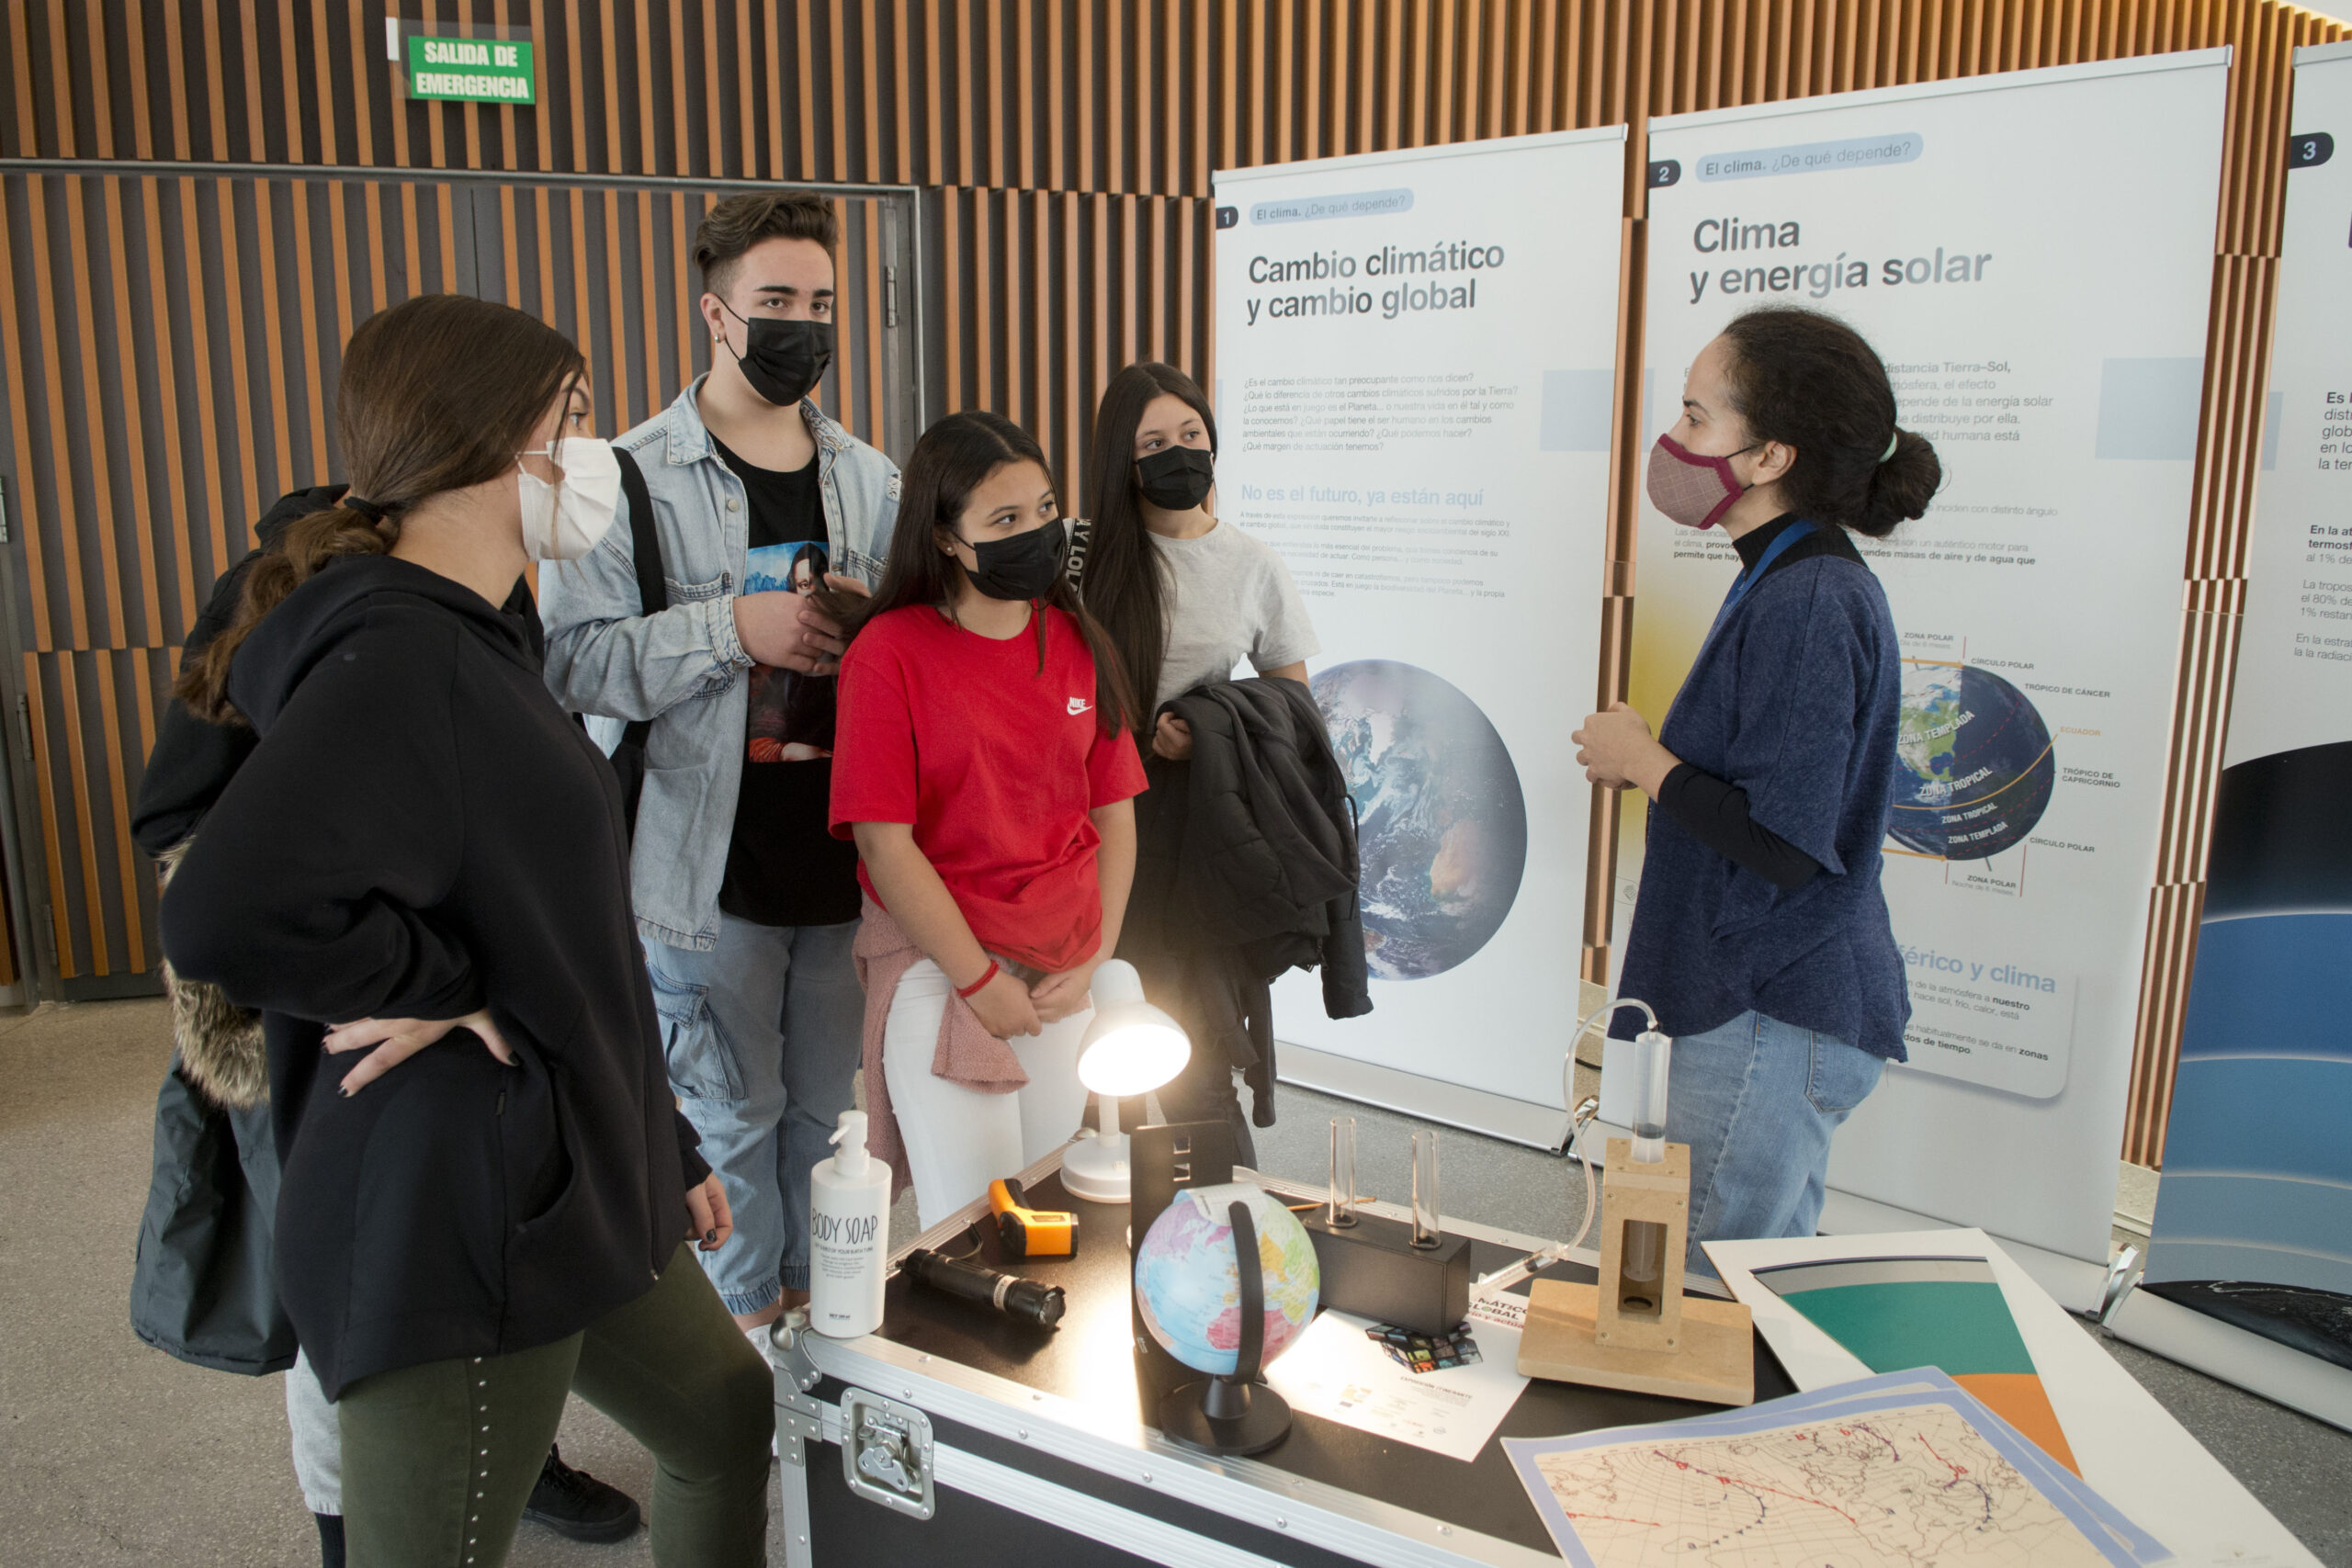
[1515,1138,1756,1405]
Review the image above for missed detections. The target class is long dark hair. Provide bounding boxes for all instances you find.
[1716,308,1940,538]
[851,411,1137,735]
[1080,362,1217,713]
[176,295,586,722]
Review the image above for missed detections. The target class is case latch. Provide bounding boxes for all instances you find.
[839,1388,935,1520]
[768,1311,824,1395]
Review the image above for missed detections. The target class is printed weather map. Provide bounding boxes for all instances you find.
[1522,1401,2112,1568]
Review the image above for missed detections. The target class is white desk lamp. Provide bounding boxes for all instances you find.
[1060,959,1191,1203]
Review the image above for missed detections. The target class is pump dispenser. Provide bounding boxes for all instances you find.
[808,1110,889,1338]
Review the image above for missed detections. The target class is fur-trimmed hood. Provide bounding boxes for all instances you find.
[154,838,266,1110]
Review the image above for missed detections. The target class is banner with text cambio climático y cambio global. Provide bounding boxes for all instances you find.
[1624,53,2228,1269]
[1213,129,1627,1136]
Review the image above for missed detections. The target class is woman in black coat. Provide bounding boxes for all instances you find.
[160,293,771,1567]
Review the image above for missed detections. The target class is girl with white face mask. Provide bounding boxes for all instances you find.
[160,294,774,1567]
[517,423,624,561]
[134,394,646,1557]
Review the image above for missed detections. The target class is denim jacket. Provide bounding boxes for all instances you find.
[540,379,901,951]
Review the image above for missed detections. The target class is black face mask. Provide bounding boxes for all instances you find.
[956,519,1069,602]
[1136,446,1216,511]
[719,302,833,407]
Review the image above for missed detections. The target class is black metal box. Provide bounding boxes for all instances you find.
[770,1148,1791,1567]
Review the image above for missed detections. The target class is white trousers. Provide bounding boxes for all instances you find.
[881,958,1092,1230]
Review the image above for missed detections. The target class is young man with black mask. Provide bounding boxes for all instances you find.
[542,193,899,1338]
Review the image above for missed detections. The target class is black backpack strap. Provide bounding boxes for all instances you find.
[614,446,664,751]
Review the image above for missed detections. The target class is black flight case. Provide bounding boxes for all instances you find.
[767,1141,1793,1567]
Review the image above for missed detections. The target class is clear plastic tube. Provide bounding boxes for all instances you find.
[1629,1029,1672,1164]
[1327,1117,1357,1226]
[1410,1131,1441,1248]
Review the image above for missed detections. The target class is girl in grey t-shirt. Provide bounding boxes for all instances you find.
[1075,361,1325,1161]
[1076,362,1318,761]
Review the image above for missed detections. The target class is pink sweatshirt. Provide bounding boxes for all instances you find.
[852,897,1030,1199]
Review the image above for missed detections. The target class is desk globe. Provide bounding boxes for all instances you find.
[1135,1182,1318,1454]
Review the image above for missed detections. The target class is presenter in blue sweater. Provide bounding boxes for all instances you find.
[1574,308,1939,1280]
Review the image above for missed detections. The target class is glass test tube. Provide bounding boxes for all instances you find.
[1410,1131,1441,1248]
[1327,1116,1358,1226]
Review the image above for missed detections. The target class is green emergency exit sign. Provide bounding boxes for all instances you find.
[404,35,535,104]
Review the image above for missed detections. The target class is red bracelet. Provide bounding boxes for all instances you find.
[955,959,1000,999]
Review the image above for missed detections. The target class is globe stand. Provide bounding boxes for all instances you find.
[1161,1376,1294,1458]
[1159,1199,1295,1457]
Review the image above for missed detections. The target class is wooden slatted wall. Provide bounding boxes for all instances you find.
[5,0,2339,1159]
[0,173,474,986]
[473,186,908,456]
[934,186,1211,511]
[0,172,900,988]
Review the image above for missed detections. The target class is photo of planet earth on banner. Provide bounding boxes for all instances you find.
[1310,660,1528,980]
[1888,662,2058,861]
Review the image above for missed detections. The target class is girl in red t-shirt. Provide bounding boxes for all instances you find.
[831,412,1148,1224]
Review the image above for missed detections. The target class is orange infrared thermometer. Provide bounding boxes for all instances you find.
[989,1178,1079,1258]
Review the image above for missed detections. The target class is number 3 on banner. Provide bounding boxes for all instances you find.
[2287,130,2333,168]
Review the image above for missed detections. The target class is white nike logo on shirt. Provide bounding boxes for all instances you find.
[1068,696,1092,716]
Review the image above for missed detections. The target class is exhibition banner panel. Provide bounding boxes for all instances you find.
[2143,42,2352,1352]
[1212,129,1627,1117]
[1627,53,2229,1265]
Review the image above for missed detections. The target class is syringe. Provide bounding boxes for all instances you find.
[1620,1024,1674,1293]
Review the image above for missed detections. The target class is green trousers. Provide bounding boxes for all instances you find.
[338,1243,773,1567]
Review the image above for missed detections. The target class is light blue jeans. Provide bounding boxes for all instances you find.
[646,915,864,1314]
[1664,1009,1886,1281]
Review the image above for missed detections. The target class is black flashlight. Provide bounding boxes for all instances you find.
[901,1247,1068,1328]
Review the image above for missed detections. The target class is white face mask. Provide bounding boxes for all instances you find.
[516,436,621,561]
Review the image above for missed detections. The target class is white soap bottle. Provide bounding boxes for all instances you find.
[808,1109,889,1338]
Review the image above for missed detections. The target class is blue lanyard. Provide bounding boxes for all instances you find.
[1665,520,1821,739]
[1712,519,1817,632]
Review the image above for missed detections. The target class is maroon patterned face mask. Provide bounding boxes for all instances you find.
[1646,433,1758,530]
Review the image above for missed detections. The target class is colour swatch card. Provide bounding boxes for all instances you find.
[1504,1370,2167,1568]
[1745,1252,2076,1472]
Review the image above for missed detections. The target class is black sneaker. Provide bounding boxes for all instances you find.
[521,1444,642,1543]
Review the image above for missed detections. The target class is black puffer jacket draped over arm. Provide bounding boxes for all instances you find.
[1122,677,1372,1122]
